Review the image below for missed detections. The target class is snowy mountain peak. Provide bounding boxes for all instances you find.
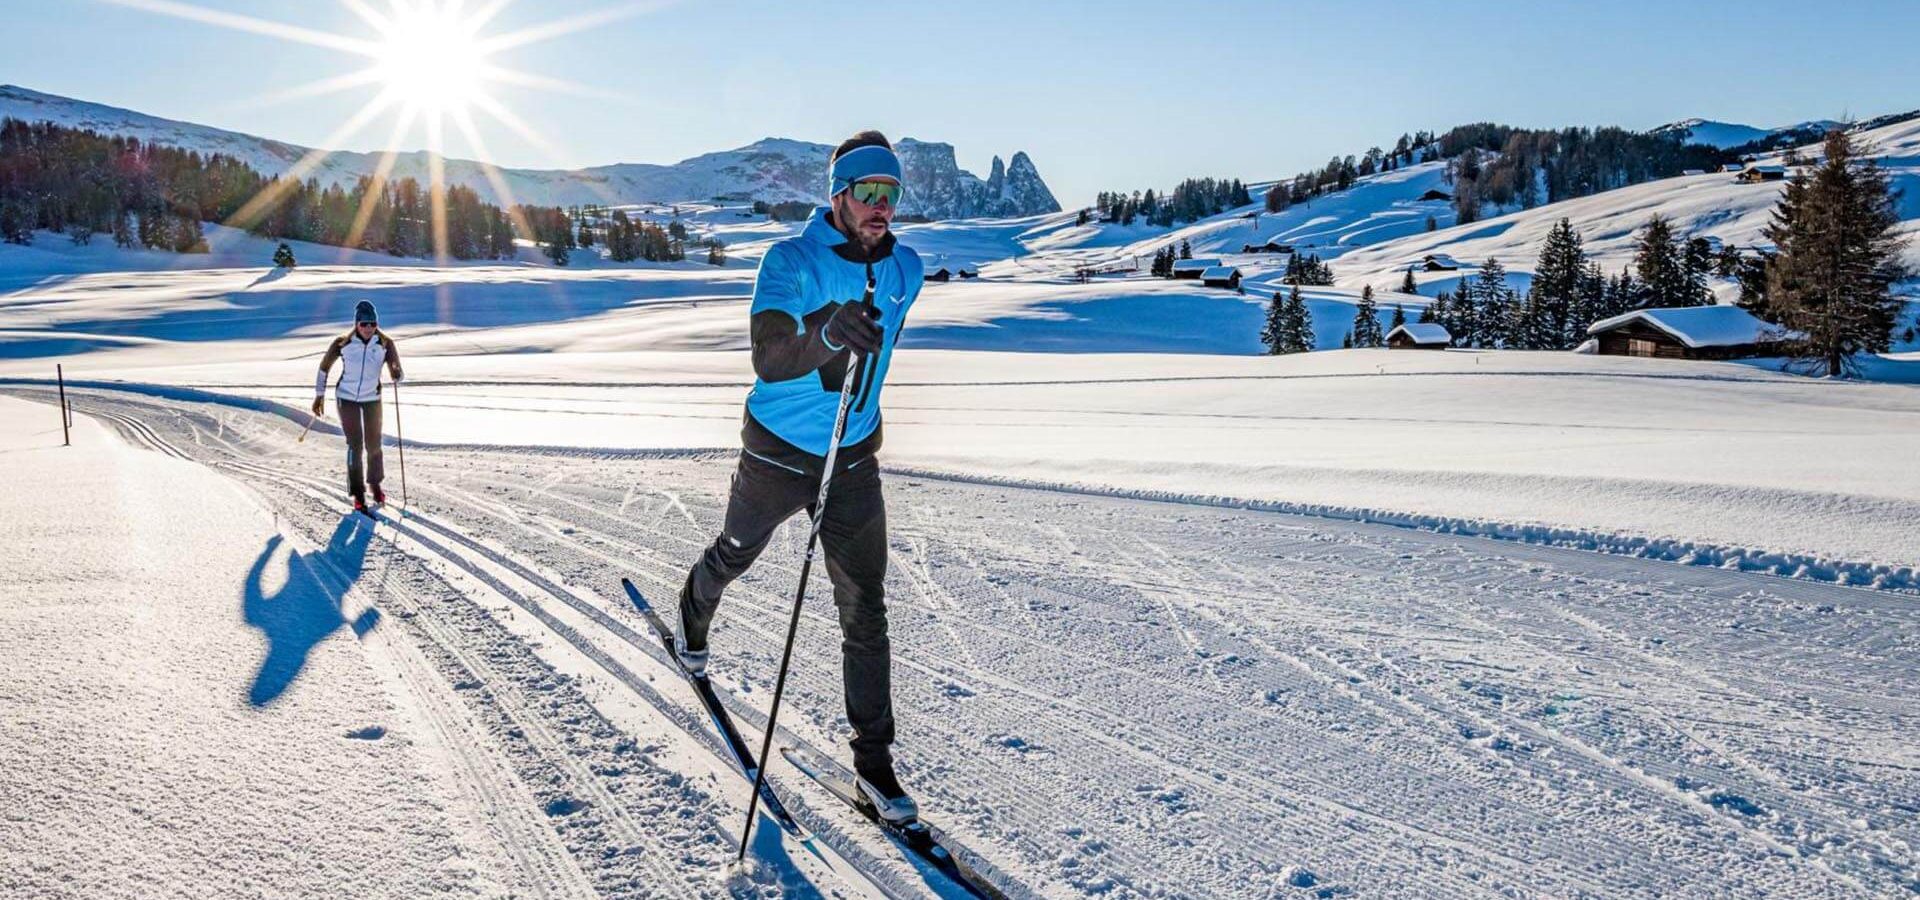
[1649,118,1772,150]
[0,85,1059,219]
[892,139,1060,219]
[1002,152,1060,218]
[1650,116,1842,150]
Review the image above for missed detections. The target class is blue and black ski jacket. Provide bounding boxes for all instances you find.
[742,206,923,474]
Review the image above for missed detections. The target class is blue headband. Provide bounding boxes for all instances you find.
[828,145,904,198]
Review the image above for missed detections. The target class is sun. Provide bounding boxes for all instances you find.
[97,0,653,264]
[374,4,487,114]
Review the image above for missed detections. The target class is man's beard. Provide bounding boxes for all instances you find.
[834,201,888,251]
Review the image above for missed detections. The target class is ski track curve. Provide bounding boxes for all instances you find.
[25,386,1918,900]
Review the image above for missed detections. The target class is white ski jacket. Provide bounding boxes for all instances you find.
[317,330,402,403]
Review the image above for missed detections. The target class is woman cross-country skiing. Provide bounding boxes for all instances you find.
[313,299,403,514]
[673,130,925,823]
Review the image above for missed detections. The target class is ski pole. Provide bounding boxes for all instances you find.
[737,275,875,863]
[392,381,409,516]
[297,411,317,443]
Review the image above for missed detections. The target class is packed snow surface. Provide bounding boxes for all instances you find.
[4,387,1916,898]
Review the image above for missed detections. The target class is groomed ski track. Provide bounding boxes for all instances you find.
[22,385,1918,899]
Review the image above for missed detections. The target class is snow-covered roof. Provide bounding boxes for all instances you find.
[1172,258,1222,272]
[1586,305,1785,348]
[1200,266,1241,280]
[1743,164,1788,175]
[1388,323,1451,344]
[1722,163,1747,172]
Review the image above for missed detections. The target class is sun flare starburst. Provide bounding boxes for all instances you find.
[98,0,654,264]
[373,4,488,114]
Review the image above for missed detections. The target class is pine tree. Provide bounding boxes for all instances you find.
[1433,289,1455,336]
[1608,268,1646,318]
[1284,284,1315,352]
[1179,239,1192,260]
[273,242,297,268]
[1633,215,1691,307]
[112,208,134,248]
[1526,218,1588,349]
[1260,292,1287,354]
[1681,236,1715,306]
[1352,285,1384,347]
[1765,129,1913,376]
[137,203,164,249]
[1475,259,1515,348]
[1341,331,1354,349]
[1390,304,1407,330]
[0,199,32,245]
[1400,268,1418,295]
[1733,251,1774,319]
[1265,185,1287,214]
[706,238,727,266]
[1575,260,1606,333]
[1453,259,1509,348]
[1453,179,1480,225]
[172,215,206,253]
[1425,215,1438,232]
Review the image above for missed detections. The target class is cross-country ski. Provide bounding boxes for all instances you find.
[781,745,1011,900]
[621,577,809,842]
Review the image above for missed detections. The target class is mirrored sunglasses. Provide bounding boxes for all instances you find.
[848,180,902,207]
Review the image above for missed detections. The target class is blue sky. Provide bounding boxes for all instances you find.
[4,0,1918,207]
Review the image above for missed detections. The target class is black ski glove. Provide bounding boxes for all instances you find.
[822,301,883,356]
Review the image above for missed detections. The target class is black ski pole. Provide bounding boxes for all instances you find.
[392,381,409,516]
[737,275,875,863]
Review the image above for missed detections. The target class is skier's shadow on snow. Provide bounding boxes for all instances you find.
[242,515,383,706]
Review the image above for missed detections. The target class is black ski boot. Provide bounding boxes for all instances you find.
[855,757,919,825]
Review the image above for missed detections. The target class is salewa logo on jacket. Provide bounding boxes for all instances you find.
[317,330,402,403]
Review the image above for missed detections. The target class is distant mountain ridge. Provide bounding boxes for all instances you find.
[0,85,1059,219]
[1649,116,1843,150]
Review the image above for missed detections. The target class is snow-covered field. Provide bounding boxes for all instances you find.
[5,108,1920,898]
[5,385,1916,899]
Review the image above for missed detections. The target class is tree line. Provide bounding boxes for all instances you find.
[1094,178,1253,227]
[1441,124,1727,224]
[1261,130,1911,374]
[1265,132,1441,215]
[0,117,553,260]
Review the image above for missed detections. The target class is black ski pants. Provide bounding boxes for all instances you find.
[337,397,384,500]
[681,450,894,769]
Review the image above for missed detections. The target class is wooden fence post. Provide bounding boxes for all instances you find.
[57,364,70,447]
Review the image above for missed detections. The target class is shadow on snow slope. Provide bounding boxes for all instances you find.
[241,518,382,706]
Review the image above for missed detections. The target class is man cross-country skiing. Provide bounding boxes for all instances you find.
[313,300,403,513]
[674,130,925,823]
